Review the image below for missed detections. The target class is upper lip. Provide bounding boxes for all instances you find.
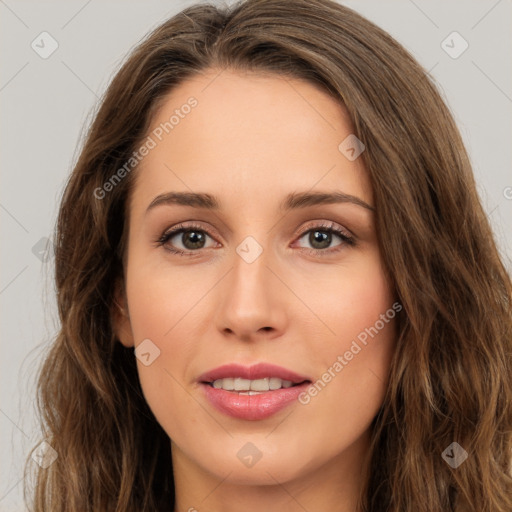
[198,363,312,384]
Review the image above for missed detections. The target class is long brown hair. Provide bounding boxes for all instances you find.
[25,0,512,510]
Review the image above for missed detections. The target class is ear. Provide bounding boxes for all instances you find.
[111,278,135,348]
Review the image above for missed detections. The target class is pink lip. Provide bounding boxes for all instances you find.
[197,362,310,384]
[198,363,312,421]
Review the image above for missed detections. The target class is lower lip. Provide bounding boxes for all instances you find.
[201,382,310,420]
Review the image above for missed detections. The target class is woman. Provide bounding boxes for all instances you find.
[26,0,512,510]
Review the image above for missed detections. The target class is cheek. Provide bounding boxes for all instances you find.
[123,263,216,435]
[299,248,395,351]
[124,258,211,346]
[298,251,397,426]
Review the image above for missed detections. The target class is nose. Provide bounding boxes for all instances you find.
[215,242,288,342]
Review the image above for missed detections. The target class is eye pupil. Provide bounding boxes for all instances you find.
[183,230,205,249]
[310,230,331,249]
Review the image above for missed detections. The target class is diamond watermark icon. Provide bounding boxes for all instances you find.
[31,31,59,59]
[441,441,468,468]
[31,236,51,262]
[236,236,263,264]
[32,440,58,469]
[338,134,365,161]
[441,31,468,59]
[135,338,161,366]
[237,442,263,468]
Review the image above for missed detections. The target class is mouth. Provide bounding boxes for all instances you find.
[202,377,311,395]
[198,363,313,420]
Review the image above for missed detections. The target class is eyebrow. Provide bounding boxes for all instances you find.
[145,190,374,215]
[283,191,374,212]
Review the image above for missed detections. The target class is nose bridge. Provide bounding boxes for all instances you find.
[216,234,284,336]
[229,235,272,308]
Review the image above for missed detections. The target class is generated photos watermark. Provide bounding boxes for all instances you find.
[298,301,402,405]
[94,96,198,200]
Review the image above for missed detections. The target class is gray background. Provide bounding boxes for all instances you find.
[1,1,511,510]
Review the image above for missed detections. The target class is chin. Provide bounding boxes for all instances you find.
[192,442,314,486]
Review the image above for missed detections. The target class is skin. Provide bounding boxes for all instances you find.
[114,68,397,512]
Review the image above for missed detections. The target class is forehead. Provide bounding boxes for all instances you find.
[130,68,371,215]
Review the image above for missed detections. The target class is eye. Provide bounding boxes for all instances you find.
[155,222,218,256]
[292,221,355,256]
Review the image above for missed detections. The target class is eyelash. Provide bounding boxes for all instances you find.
[154,221,356,257]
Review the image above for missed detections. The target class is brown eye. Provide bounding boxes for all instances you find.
[303,229,338,250]
[156,223,218,255]
[294,222,355,255]
[173,229,208,250]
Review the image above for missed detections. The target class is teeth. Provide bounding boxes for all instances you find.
[211,377,294,392]
[234,378,251,391]
[215,377,234,390]
[252,378,270,391]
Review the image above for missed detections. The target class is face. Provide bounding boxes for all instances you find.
[114,68,397,490]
